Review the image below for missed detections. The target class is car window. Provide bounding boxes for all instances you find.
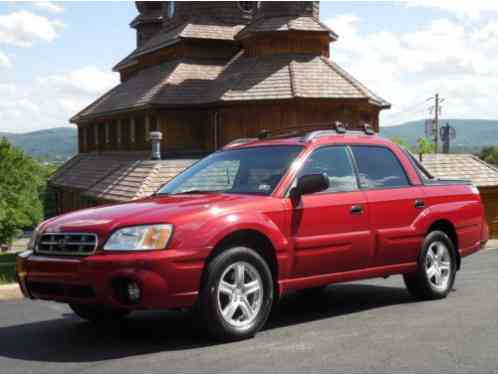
[299,146,358,193]
[159,146,303,195]
[351,146,410,189]
[402,149,434,182]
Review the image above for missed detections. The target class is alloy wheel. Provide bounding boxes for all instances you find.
[216,261,263,328]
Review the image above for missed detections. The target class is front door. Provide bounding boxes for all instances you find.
[289,145,373,278]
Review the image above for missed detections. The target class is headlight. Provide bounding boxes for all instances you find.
[103,224,173,251]
[27,224,42,250]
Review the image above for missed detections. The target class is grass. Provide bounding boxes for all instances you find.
[0,252,18,285]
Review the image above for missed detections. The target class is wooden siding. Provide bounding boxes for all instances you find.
[480,187,498,239]
[77,99,379,155]
[244,33,330,57]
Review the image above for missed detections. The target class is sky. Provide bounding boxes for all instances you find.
[1,1,498,133]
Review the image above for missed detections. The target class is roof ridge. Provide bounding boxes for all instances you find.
[134,161,162,199]
[320,56,390,108]
[288,59,297,97]
[470,154,498,173]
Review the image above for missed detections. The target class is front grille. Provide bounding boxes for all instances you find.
[36,233,98,256]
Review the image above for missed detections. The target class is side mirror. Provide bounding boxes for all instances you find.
[290,173,329,202]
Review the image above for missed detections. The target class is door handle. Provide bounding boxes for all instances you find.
[351,204,364,215]
[415,199,425,209]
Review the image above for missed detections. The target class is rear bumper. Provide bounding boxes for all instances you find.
[16,248,210,310]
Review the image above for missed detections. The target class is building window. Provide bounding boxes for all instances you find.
[137,31,144,47]
[238,1,259,13]
[163,2,175,19]
[105,122,110,144]
[117,120,122,145]
[145,115,150,141]
[94,123,99,146]
[82,126,87,150]
[130,118,136,143]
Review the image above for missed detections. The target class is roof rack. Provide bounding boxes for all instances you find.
[222,138,257,149]
[222,122,376,148]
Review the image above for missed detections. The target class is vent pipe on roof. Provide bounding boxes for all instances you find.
[150,131,163,160]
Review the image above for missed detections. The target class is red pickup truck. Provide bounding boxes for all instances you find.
[17,127,488,341]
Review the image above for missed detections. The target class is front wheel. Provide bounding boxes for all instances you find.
[403,230,456,300]
[199,246,274,341]
[69,303,130,322]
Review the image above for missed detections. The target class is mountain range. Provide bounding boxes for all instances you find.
[380,119,498,151]
[1,119,497,163]
[0,127,77,163]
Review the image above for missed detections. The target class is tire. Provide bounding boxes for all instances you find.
[199,246,274,341]
[69,303,130,322]
[403,230,457,300]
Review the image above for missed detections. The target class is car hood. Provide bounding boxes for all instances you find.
[41,193,270,236]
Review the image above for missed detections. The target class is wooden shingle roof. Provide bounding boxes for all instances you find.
[74,53,390,122]
[84,159,196,201]
[49,152,197,202]
[421,154,498,188]
[113,18,244,71]
[236,16,337,40]
[72,59,225,122]
[209,53,390,105]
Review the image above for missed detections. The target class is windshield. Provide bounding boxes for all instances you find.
[158,146,303,196]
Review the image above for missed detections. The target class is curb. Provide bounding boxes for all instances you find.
[0,284,22,301]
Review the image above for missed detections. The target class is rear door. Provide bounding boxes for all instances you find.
[289,145,373,277]
[350,145,425,267]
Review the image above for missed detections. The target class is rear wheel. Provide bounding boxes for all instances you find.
[403,230,456,300]
[69,303,130,322]
[199,246,274,341]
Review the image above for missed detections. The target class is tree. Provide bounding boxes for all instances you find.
[480,146,498,165]
[416,137,436,155]
[0,138,52,246]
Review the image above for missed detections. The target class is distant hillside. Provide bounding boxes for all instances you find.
[0,127,77,163]
[380,119,498,151]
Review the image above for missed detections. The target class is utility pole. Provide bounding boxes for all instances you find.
[434,93,439,153]
[427,93,444,153]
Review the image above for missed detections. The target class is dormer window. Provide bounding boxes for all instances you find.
[238,1,259,13]
[163,2,175,19]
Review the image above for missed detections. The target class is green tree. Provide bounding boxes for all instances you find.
[416,137,436,155]
[480,146,498,165]
[0,138,52,246]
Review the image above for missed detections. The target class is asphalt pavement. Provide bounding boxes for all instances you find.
[0,249,497,373]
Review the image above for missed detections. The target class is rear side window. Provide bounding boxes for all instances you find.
[299,146,358,193]
[351,146,410,189]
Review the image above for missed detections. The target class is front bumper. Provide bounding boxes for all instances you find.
[16,247,210,310]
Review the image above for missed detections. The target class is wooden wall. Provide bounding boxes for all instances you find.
[77,99,380,154]
[479,187,498,239]
[215,99,379,147]
[243,32,330,58]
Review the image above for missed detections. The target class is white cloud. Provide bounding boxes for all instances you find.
[0,50,11,68]
[0,10,64,47]
[33,1,65,14]
[325,14,498,126]
[0,66,118,133]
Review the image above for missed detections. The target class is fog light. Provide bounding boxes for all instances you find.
[127,281,141,303]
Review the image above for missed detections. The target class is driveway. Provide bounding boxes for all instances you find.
[0,249,497,372]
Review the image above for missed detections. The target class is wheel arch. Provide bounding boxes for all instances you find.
[202,229,280,299]
[427,219,461,270]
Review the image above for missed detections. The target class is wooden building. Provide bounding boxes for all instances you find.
[50,1,390,213]
[421,154,498,239]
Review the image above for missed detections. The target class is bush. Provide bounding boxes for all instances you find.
[480,146,498,165]
[0,138,54,246]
